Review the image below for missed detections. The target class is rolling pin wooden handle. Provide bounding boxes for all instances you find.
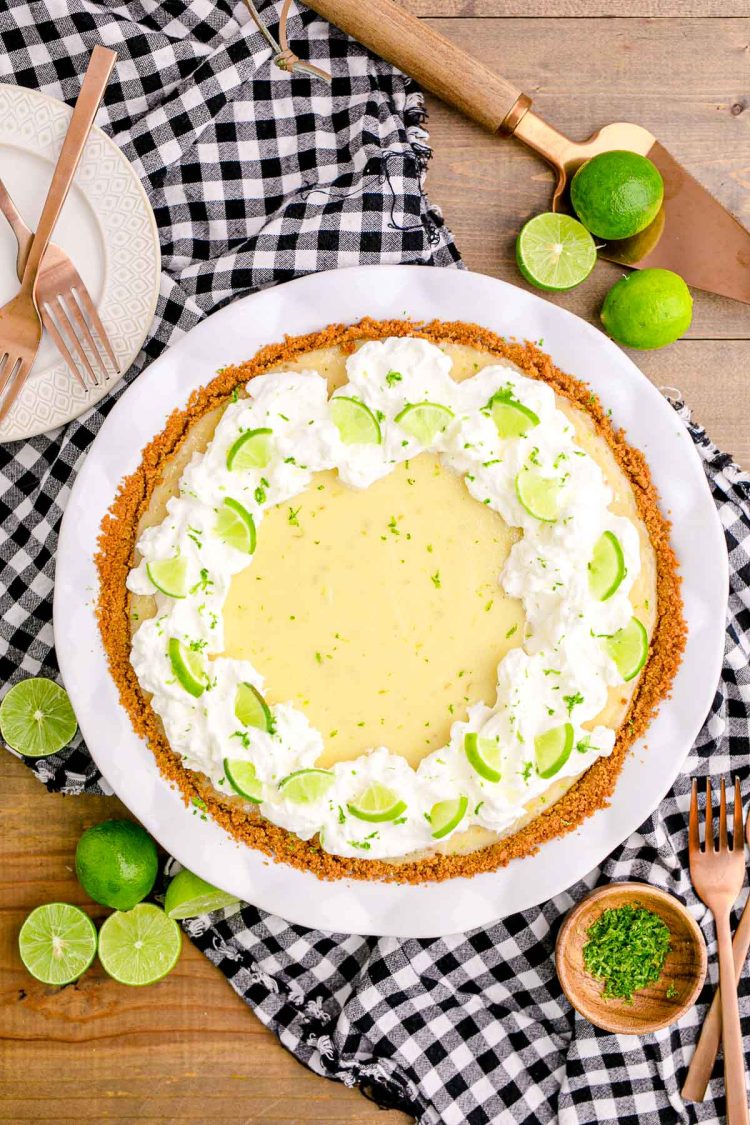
[304,0,528,134]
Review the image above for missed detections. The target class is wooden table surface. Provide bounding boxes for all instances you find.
[1,4,748,1122]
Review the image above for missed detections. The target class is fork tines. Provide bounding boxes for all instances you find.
[690,777,744,853]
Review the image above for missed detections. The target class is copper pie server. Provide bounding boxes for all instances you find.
[307,0,750,305]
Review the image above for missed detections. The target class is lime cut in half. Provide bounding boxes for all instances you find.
[516,212,597,292]
[0,677,77,758]
[278,768,335,804]
[146,555,189,598]
[226,427,273,471]
[234,682,272,731]
[215,498,256,554]
[534,723,574,779]
[588,530,626,601]
[464,732,502,783]
[330,396,382,445]
[348,782,407,823]
[164,869,240,920]
[18,903,97,986]
[605,617,648,682]
[394,402,454,445]
[489,394,540,440]
[515,465,562,522]
[168,638,209,698]
[224,758,263,803]
[98,904,182,987]
[430,795,469,840]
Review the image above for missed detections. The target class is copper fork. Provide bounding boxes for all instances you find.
[687,778,749,1124]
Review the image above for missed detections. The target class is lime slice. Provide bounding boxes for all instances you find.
[534,723,574,779]
[430,795,469,839]
[515,466,562,522]
[605,617,648,682]
[516,212,597,292]
[490,394,540,439]
[75,819,159,911]
[234,682,272,731]
[226,428,273,471]
[278,768,335,804]
[18,903,97,986]
[168,638,209,698]
[215,498,256,554]
[223,758,263,803]
[98,904,181,987]
[395,402,454,445]
[589,531,626,601]
[164,869,240,919]
[0,678,77,758]
[347,782,407,823]
[146,555,189,598]
[330,396,381,444]
[464,732,502,782]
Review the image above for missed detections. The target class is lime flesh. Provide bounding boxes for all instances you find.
[168,638,209,698]
[226,428,273,471]
[601,268,693,350]
[534,723,574,779]
[18,903,97,986]
[490,395,540,439]
[146,555,189,598]
[464,732,502,782]
[347,782,407,823]
[0,678,77,758]
[330,396,382,444]
[430,795,469,839]
[215,498,256,553]
[605,617,648,681]
[515,466,562,522]
[589,531,626,601]
[279,768,335,803]
[223,758,263,802]
[234,682,272,731]
[570,151,664,240]
[75,819,159,911]
[164,869,240,919]
[98,904,181,986]
[394,402,454,444]
[516,212,597,292]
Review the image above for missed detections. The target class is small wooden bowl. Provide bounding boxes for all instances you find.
[556,882,707,1034]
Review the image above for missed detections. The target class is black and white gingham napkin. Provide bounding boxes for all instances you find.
[1,2,748,1121]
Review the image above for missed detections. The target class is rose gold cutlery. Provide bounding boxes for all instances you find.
[686,779,749,1123]
[0,45,116,425]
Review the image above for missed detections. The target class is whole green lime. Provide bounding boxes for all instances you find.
[75,819,158,911]
[570,151,664,240]
[600,268,693,350]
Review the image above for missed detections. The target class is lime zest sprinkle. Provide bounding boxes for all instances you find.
[583,903,671,1002]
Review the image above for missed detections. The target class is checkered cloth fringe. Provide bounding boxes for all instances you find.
[1,2,747,1122]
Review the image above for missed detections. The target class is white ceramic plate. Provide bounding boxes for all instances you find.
[0,83,160,442]
[54,266,727,937]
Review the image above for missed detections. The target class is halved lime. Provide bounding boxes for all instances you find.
[164,869,240,919]
[226,428,273,471]
[18,903,97,986]
[464,732,502,783]
[278,768,335,803]
[347,782,407,823]
[0,678,77,758]
[589,531,626,601]
[215,498,256,554]
[98,904,181,987]
[395,402,454,444]
[534,723,574,779]
[515,466,562,522]
[234,682,272,731]
[430,795,469,839]
[224,758,263,802]
[516,213,597,292]
[330,396,382,444]
[605,617,648,681]
[146,555,189,598]
[490,395,540,439]
[168,638,209,698]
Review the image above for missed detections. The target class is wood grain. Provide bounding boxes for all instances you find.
[404,2,750,16]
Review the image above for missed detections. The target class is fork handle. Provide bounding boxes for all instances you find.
[21,46,116,289]
[716,910,750,1124]
[0,178,33,265]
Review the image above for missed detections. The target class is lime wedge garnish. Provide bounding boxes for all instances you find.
[215,498,256,554]
[534,723,574,778]
[278,768,335,803]
[516,212,597,292]
[395,401,454,444]
[515,465,562,522]
[605,617,648,682]
[234,682,272,731]
[146,555,189,598]
[464,732,502,782]
[588,530,626,601]
[223,758,263,803]
[98,904,182,987]
[430,795,469,839]
[347,782,407,823]
[330,396,381,444]
[489,394,540,439]
[0,678,77,758]
[226,428,273,471]
[168,638,209,698]
[18,903,97,986]
[164,868,240,919]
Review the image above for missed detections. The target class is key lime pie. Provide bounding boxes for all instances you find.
[96,319,685,882]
